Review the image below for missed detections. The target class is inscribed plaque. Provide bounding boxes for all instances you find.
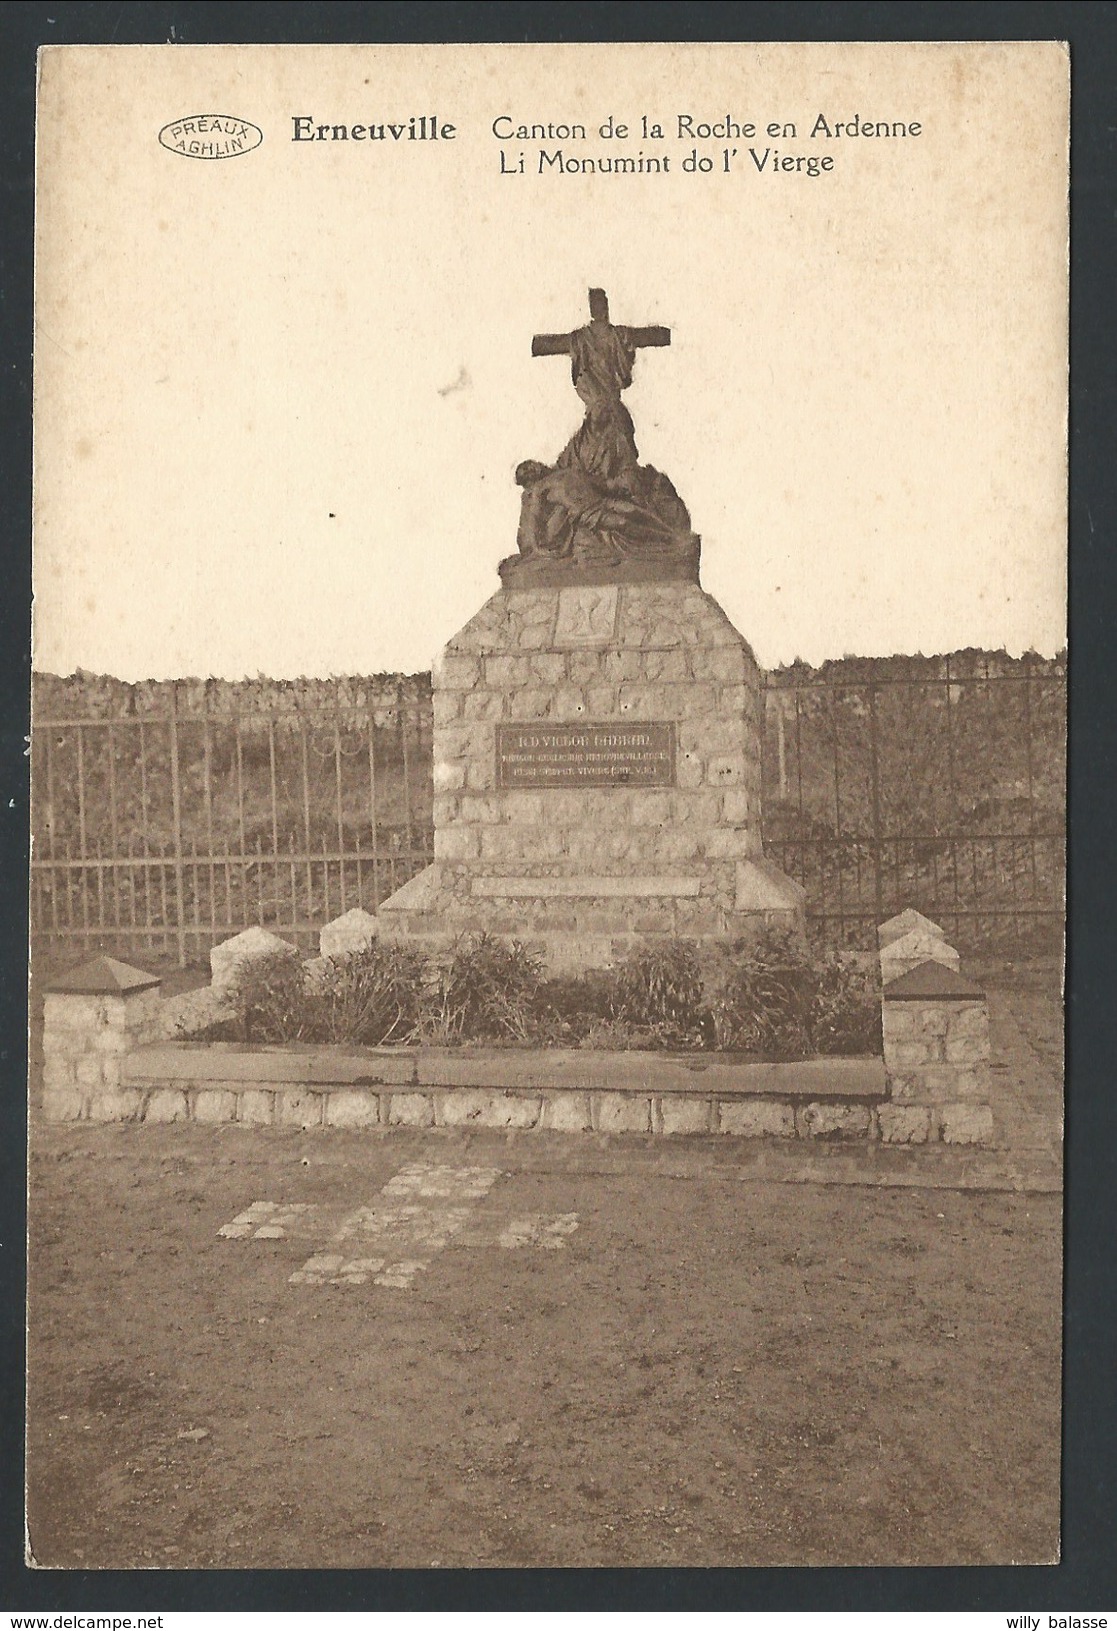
[496,722,676,788]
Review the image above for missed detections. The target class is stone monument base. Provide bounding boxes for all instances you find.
[376,856,804,977]
[373,578,804,976]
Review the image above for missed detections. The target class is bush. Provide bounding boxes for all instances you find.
[419,933,545,1043]
[219,945,425,1046]
[808,949,882,1055]
[309,945,427,1045]
[224,950,312,1044]
[609,939,709,1048]
[202,931,881,1058]
[702,930,814,1058]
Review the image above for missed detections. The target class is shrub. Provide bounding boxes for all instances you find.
[309,945,427,1045]
[703,930,814,1058]
[608,939,709,1048]
[218,944,425,1046]
[530,973,616,1046]
[224,950,313,1044]
[420,933,545,1043]
[202,931,881,1058]
[808,950,882,1055]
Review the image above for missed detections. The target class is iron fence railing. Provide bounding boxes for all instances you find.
[762,656,1065,954]
[31,681,434,961]
[30,657,1065,964]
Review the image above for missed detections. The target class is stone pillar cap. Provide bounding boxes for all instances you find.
[46,956,162,995]
[883,960,985,1001]
[878,908,946,949]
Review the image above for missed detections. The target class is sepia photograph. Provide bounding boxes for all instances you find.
[26,38,1067,1573]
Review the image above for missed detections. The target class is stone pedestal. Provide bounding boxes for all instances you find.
[377,580,803,974]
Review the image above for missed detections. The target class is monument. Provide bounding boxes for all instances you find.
[377,289,804,973]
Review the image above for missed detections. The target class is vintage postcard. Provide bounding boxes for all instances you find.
[29,42,1067,1570]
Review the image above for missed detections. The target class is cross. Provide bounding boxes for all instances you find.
[531,287,670,358]
[218,1160,580,1289]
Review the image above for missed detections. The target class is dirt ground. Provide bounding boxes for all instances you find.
[26,1116,1062,1570]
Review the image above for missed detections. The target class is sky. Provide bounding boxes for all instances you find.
[32,41,1068,679]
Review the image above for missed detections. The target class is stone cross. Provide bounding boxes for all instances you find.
[531,287,670,357]
[218,1161,579,1289]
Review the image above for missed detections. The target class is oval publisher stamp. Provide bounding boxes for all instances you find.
[158,114,262,159]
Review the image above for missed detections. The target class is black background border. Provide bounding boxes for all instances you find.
[1,2,1113,1614]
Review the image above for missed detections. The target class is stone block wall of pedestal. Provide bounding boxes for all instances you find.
[376,581,804,971]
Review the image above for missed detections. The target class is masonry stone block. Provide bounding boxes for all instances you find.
[541,1092,593,1132]
[943,1031,991,1066]
[387,1092,435,1127]
[42,1087,87,1122]
[950,1001,991,1038]
[437,1090,542,1129]
[881,1005,919,1040]
[433,760,466,792]
[464,758,497,791]
[658,1097,712,1135]
[917,1004,951,1038]
[238,1089,277,1125]
[718,1099,797,1138]
[877,1104,932,1144]
[88,1088,144,1123]
[675,753,705,788]
[459,795,503,825]
[462,691,504,722]
[797,1102,872,1139]
[277,1089,323,1128]
[720,789,752,824]
[91,1024,134,1054]
[602,649,645,682]
[641,648,690,683]
[42,1056,77,1090]
[44,994,109,1031]
[434,827,481,861]
[885,1073,920,1105]
[143,1089,189,1124]
[210,926,299,990]
[432,691,463,728]
[530,653,568,686]
[325,1091,382,1128]
[194,1088,239,1124]
[917,1065,969,1102]
[507,687,554,720]
[886,1038,938,1070]
[433,653,480,690]
[319,907,379,960]
[75,1055,105,1088]
[596,1095,652,1134]
[938,1103,995,1145]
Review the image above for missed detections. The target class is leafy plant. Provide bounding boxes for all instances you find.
[807,950,881,1055]
[701,930,815,1058]
[419,933,545,1043]
[194,930,881,1059]
[608,939,708,1047]
[225,950,312,1043]
[309,945,427,1045]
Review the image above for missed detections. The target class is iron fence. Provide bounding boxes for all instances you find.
[30,656,1065,964]
[31,680,434,961]
[762,655,1065,954]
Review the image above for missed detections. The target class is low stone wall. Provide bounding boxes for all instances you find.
[47,1039,893,1140]
[39,919,1003,1148]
